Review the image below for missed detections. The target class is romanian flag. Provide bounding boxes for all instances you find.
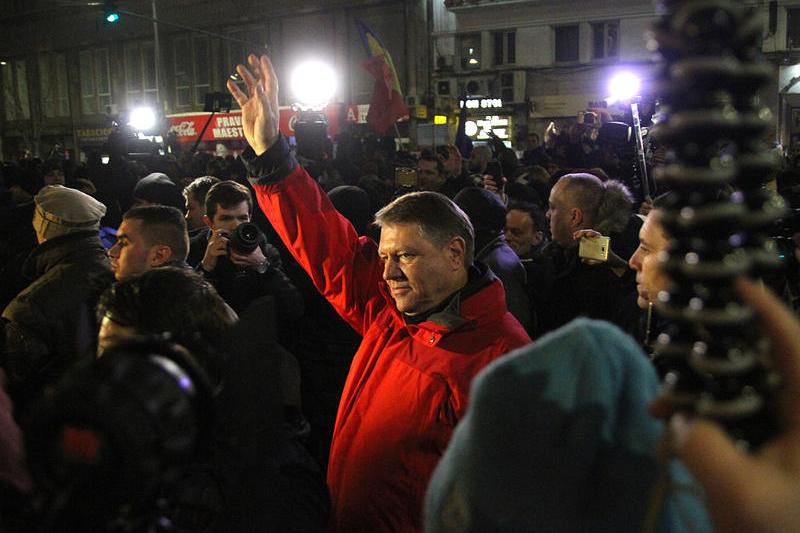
[356,19,409,134]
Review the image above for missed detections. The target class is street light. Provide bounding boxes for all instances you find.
[129,106,157,132]
[607,71,641,105]
[290,60,337,111]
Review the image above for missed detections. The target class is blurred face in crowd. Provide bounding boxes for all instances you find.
[546,180,579,248]
[185,197,206,231]
[378,223,466,316]
[440,147,462,178]
[204,201,250,233]
[108,218,164,281]
[43,169,65,186]
[629,211,671,309]
[505,209,544,257]
[417,160,445,191]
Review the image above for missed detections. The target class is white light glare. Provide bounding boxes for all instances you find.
[291,60,337,110]
[129,107,157,131]
[607,72,641,104]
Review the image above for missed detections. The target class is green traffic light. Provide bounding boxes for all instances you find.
[105,12,120,23]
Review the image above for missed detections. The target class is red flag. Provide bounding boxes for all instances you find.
[357,19,408,134]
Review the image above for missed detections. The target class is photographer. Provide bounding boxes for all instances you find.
[191,181,303,324]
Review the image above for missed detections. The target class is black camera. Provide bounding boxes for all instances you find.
[228,222,265,255]
[23,337,213,532]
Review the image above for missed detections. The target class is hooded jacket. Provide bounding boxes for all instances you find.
[243,136,531,533]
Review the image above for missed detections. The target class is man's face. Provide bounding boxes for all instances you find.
[505,209,542,257]
[417,160,444,191]
[546,181,577,248]
[628,212,671,309]
[43,170,65,186]
[378,223,464,316]
[206,201,250,233]
[108,218,159,281]
[185,197,205,231]
[527,135,540,150]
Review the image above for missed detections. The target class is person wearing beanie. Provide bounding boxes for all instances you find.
[454,187,531,333]
[2,185,114,418]
[132,172,186,213]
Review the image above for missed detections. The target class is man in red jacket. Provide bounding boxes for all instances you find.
[228,54,531,533]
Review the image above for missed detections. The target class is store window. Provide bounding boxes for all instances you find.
[79,49,112,115]
[592,21,619,59]
[554,25,579,63]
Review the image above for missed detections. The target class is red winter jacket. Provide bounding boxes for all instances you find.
[246,140,531,532]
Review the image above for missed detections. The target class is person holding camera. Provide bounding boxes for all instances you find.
[192,180,303,322]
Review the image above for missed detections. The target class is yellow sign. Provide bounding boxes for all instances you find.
[415,105,428,119]
[433,115,448,125]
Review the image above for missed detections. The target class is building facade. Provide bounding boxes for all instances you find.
[2,0,799,160]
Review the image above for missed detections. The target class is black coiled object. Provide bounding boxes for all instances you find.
[649,0,783,449]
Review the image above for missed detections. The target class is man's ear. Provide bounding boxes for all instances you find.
[203,214,213,229]
[150,245,173,267]
[571,207,584,229]
[445,237,467,268]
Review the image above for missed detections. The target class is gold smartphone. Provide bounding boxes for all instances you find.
[578,235,610,262]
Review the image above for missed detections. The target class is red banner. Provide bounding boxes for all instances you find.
[167,104,370,144]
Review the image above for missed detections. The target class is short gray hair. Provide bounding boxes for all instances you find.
[374,191,475,265]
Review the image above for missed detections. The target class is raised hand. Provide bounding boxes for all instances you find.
[667,278,800,533]
[227,54,280,155]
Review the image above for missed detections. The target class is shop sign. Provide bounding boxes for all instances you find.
[459,98,503,109]
[76,127,114,143]
[168,104,371,144]
[464,115,512,140]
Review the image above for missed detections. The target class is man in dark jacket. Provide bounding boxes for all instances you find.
[1,185,113,417]
[454,187,531,332]
[228,53,530,533]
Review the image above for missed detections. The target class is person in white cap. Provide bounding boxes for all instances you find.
[2,185,114,418]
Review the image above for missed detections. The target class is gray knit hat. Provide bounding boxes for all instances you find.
[33,185,106,241]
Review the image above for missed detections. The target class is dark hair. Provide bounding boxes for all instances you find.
[417,150,445,176]
[96,267,235,382]
[374,191,475,265]
[123,205,189,262]
[204,180,252,220]
[508,201,547,234]
[183,175,220,206]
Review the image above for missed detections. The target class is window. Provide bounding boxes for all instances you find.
[493,30,516,66]
[224,31,263,108]
[789,8,800,49]
[459,34,481,70]
[2,59,31,121]
[554,25,579,62]
[124,42,158,106]
[173,36,211,108]
[79,49,112,115]
[592,21,619,59]
[38,52,70,117]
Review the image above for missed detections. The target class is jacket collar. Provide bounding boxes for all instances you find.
[23,231,107,279]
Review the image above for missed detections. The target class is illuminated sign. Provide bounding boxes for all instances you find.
[464,115,511,140]
[459,98,503,109]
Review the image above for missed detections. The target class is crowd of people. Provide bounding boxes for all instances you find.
[1,51,800,532]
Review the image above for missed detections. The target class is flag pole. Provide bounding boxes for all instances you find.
[394,123,405,152]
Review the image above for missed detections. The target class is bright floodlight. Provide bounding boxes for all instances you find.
[129,106,157,131]
[291,60,337,110]
[607,72,641,104]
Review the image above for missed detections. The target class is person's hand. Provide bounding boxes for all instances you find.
[230,245,267,271]
[639,197,654,216]
[661,278,800,533]
[572,229,601,242]
[226,54,280,155]
[482,174,506,197]
[201,229,229,272]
